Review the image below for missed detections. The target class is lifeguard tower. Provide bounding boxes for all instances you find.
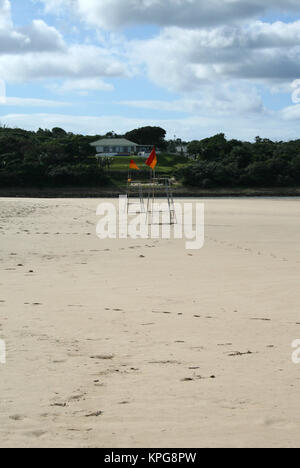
[126,173,176,225]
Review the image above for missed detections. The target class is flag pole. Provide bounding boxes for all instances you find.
[145,147,157,222]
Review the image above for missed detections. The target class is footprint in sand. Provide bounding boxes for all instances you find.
[259,417,292,428]
[69,393,86,402]
[229,351,254,357]
[85,411,103,418]
[9,414,26,421]
[197,375,216,380]
[149,360,180,365]
[152,311,172,315]
[25,430,47,438]
[51,403,68,408]
[250,318,271,322]
[90,354,115,360]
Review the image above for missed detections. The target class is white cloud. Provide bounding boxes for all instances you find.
[35,0,300,110]
[1,96,71,107]
[0,1,127,85]
[130,21,300,94]
[1,106,300,141]
[117,84,264,116]
[51,78,114,94]
[0,0,299,141]
[38,0,300,29]
[0,0,12,30]
[0,112,154,135]
[0,0,65,54]
[280,103,300,120]
[0,43,127,83]
[0,20,65,54]
[18,20,65,52]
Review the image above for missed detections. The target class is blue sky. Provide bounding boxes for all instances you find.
[1,0,300,141]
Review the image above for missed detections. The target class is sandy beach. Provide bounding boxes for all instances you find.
[1,197,300,448]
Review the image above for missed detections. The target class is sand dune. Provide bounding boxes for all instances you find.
[0,197,300,448]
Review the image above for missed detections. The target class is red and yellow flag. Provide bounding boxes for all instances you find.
[129,159,140,170]
[146,147,157,170]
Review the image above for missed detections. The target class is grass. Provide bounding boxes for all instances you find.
[107,153,190,175]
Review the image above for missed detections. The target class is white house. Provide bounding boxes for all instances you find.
[90,138,139,158]
[176,144,188,155]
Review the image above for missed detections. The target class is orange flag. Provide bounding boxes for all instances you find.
[129,159,140,170]
[146,147,157,170]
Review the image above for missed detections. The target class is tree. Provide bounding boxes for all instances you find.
[52,127,67,138]
[227,145,252,169]
[187,134,229,161]
[125,126,167,149]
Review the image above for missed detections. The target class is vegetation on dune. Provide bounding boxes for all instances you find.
[0,125,186,187]
[180,134,300,188]
[0,126,107,187]
[1,125,300,190]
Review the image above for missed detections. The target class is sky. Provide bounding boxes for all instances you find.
[1,1,300,141]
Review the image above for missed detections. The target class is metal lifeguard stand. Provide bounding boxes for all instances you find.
[146,177,177,225]
[126,177,146,214]
[126,164,176,225]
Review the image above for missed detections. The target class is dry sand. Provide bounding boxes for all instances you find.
[0,197,300,448]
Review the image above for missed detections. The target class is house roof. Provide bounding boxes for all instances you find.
[90,138,138,147]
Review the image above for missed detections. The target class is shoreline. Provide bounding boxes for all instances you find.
[1,186,300,198]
